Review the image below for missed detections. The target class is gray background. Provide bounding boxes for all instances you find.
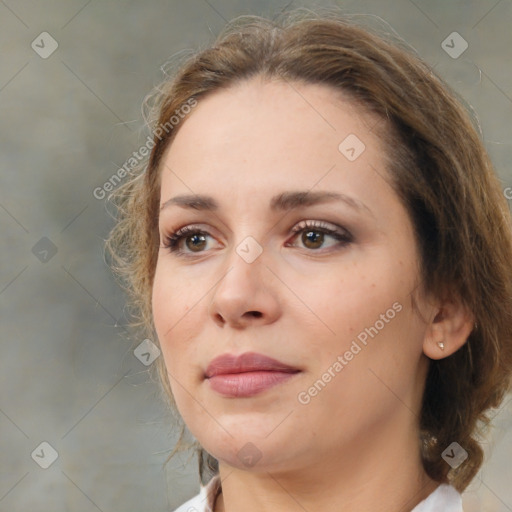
[1,0,511,511]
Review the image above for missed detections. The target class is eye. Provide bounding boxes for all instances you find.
[160,220,353,257]
[161,225,214,256]
[287,220,352,251]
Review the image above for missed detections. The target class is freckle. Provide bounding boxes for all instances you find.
[371,283,376,288]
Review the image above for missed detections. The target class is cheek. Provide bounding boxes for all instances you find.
[321,259,401,325]
[152,261,193,328]
[314,254,416,363]
[152,277,198,416]
[151,261,213,394]
[152,269,171,339]
[152,266,191,369]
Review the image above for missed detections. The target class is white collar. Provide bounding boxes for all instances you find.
[411,483,463,511]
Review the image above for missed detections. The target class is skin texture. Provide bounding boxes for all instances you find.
[152,77,474,512]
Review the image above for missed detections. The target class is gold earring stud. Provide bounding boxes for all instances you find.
[437,341,445,350]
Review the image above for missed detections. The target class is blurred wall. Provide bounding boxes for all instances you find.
[1,1,511,510]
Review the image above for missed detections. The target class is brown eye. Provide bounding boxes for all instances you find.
[185,233,207,252]
[301,230,325,249]
[289,220,353,252]
[162,225,213,255]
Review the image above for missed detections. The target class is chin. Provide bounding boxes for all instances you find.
[197,426,301,474]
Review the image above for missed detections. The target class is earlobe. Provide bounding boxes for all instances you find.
[424,335,450,361]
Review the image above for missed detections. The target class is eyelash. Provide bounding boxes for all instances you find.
[161,220,353,257]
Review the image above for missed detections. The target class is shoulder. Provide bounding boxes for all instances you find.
[411,484,464,512]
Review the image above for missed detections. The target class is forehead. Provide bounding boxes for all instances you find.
[158,79,390,209]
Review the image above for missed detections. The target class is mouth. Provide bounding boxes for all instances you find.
[204,351,301,398]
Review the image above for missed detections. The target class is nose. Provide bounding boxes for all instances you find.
[208,243,282,329]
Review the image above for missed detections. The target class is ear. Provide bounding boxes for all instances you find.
[423,296,475,360]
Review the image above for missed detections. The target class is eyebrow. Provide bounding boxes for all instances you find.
[159,190,373,216]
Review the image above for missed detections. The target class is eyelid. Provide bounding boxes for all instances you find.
[290,219,348,234]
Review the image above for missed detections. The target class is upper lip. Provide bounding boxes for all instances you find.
[205,351,300,378]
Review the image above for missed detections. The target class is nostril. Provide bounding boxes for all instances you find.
[250,311,262,318]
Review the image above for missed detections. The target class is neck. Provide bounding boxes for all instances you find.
[213,415,440,512]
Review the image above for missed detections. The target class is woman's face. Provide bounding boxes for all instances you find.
[152,78,434,473]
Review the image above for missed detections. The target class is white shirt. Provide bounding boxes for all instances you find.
[172,475,464,512]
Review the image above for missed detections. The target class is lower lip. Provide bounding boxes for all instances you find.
[206,371,299,397]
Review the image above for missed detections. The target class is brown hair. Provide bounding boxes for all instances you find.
[105,7,512,492]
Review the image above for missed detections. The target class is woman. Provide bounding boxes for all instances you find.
[106,8,512,512]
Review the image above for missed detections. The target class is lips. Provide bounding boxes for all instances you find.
[204,352,301,398]
[205,352,299,378]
